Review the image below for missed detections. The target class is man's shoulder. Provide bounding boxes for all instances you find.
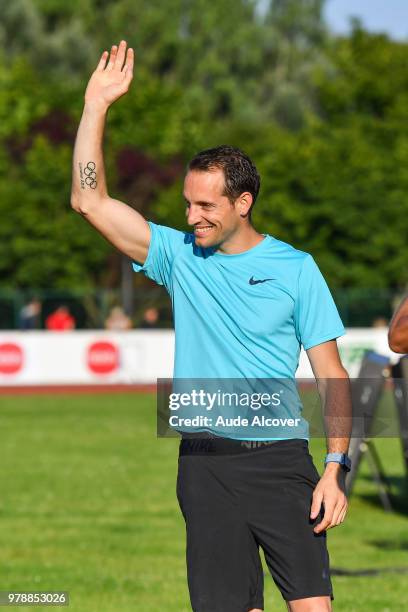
[148,221,195,257]
[149,221,193,242]
[266,235,312,267]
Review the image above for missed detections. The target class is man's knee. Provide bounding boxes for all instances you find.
[286,595,332,611]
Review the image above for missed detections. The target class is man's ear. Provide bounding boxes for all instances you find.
[237,192,253,218]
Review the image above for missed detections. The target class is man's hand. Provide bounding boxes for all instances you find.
[84,40,134,110]
[310,463,348,534]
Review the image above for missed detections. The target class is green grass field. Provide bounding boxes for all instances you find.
[1,392,408,611]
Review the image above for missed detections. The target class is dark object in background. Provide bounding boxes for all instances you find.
[139,307,160,329]
[19,298,42,330]
[345,351,392,511]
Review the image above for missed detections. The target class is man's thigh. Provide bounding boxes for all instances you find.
[242,440,334,603]
[177,453,265,612]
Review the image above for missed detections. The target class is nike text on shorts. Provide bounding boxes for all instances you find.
[177,438,334,612]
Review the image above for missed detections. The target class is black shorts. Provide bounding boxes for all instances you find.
[177,437,334,612]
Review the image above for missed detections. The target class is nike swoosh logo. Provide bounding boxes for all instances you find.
[249,276,276,285]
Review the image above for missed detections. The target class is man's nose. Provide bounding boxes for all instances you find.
[186,205,201,226]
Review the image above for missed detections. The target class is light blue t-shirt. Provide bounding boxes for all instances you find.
[133,222,345,440]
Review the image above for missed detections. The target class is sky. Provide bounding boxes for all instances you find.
[325,0,408,40]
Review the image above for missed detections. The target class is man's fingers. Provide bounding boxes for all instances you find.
[328,502,344,528]
[123,47,134,72]
[114,40,127,70]
[122,63,133,89]
[106,45,118,71]
[310,490,323,519]
[96,50,108,72]
[313,502,336,533]
[332,494,347,526]
[313,515,330,533]
[314,494,348,532]
[336,504,348,525]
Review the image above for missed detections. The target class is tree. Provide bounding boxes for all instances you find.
[1,0,407,295]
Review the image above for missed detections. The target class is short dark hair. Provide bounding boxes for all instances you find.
[187,145,261,216]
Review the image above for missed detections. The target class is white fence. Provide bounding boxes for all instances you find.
[0,329,399,386]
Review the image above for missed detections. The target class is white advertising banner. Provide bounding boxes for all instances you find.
[0,329,400,386]
[0,331,174,385]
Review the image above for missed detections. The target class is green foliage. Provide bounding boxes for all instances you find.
[153,24,408,289]
[0,0,407,290]
[0,56,107,288]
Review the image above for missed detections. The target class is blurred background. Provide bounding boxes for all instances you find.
[0,0,407,330]
[0,1,408,611]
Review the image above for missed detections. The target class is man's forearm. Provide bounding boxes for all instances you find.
[71,102,109,211]
[317,375,352,455]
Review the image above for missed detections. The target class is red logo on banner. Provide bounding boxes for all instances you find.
[87,341,119,374]
[0,343,24,374]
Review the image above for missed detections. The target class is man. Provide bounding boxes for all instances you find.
[71,41,351,612]
[388,295,408,354]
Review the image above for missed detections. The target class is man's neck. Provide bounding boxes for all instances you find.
[216,226,265,255]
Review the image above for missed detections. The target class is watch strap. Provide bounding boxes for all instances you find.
[324,452,351,472]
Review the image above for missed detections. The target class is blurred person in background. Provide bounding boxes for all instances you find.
[19,298,42,330]
[139,306,159,329]
[71,41,351,612]
[371,317,388,328]
[388,295,408,354]
[105,305,132,330]
[45,306,75,331]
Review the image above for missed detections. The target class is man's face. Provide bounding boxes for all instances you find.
[183,169,242,248]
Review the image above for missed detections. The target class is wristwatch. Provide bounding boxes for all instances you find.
[324,452,351,472]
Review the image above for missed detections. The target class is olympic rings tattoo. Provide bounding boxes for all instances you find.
[83,161,97,189]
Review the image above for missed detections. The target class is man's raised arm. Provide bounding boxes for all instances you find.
[71,40,150,265]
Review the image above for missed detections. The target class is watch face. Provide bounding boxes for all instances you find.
[342,455,351,470]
